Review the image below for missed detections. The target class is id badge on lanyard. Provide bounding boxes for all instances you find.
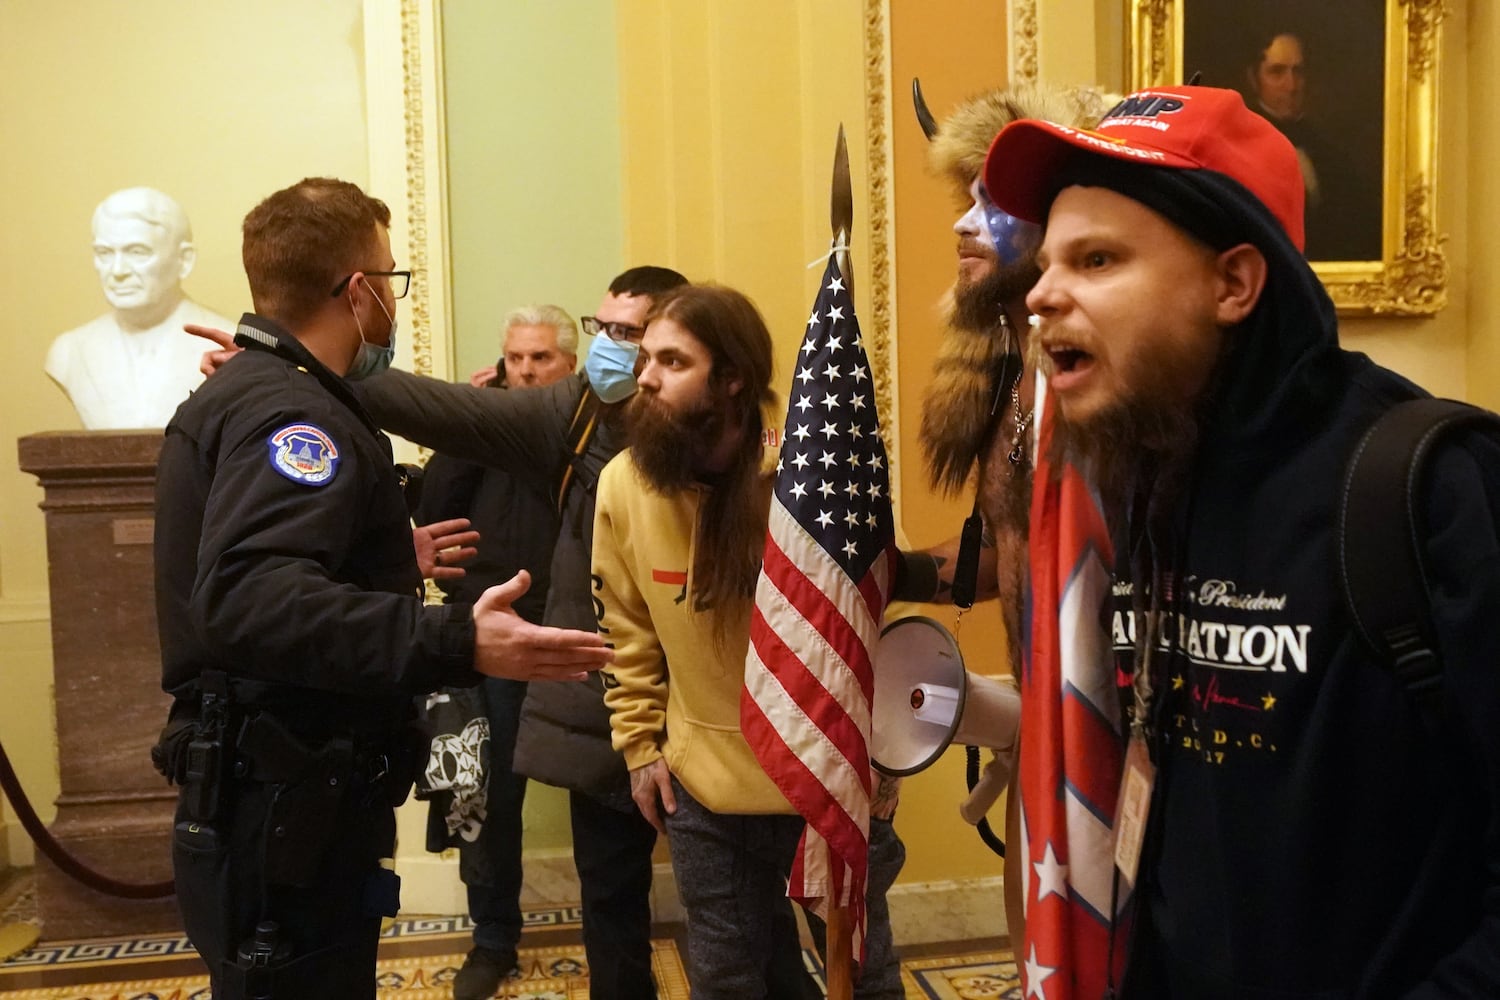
[1113,607,1161,887]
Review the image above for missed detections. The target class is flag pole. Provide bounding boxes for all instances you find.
[823,122,858,1000]
[826,904,855,1000]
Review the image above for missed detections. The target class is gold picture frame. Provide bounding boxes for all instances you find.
[1127,0,1448,316]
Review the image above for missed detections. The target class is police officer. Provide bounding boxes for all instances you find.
[153,177,612,1000]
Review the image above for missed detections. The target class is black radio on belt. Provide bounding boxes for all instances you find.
[183,670,232,824]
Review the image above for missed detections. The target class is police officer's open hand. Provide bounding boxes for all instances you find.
[472,570,614,681]
[186,323,241,376]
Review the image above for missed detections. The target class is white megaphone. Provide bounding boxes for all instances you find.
[870,616,1021,825]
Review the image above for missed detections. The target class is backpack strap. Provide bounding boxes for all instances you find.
[1337,398,1500,730]
[554,388,602,514]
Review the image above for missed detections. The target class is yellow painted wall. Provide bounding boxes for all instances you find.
[1458,0,1500,408]
[885,0,1015,886]
[442,1,626,381]
[0,0,372,865]
[618,0,870,386]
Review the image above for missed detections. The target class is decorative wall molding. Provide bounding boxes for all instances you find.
[1010,0,1040,82]
[864,0,895,442]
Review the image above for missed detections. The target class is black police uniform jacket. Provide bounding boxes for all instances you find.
[156,315,476,734]
[1114,175,1500,997]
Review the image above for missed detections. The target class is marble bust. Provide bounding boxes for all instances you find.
[44,187,233,429]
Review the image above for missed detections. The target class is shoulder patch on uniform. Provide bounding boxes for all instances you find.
[267,423,341,486]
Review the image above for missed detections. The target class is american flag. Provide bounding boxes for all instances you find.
[1021,386,1128,998]
[741,255,897,963]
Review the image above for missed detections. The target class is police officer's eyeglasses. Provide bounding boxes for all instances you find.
[331,270,413,300]
[581,316,645,342]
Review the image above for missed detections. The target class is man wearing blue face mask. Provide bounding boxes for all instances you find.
[347,267,822,998]
[152,177,613,1000]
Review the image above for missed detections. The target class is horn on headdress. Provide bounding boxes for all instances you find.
[913,78,939,141]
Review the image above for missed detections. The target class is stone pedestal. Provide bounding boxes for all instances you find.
[17,431,179,940]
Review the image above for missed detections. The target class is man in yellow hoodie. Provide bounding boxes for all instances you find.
[591,283,903,998]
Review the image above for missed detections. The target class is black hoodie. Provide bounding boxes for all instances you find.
[1112,171,1500,998]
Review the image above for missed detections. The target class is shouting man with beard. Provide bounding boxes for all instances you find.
[890,83,1114,947]
[988,86,1500,996]
[594,284,905,999]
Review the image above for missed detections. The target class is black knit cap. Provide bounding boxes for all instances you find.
[1051,156,1250,253]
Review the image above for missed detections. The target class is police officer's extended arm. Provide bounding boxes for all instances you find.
[472,570,612,681]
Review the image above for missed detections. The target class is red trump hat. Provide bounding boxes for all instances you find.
[982,85,1306,252]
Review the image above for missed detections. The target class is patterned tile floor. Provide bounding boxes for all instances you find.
[0,874,1019,998]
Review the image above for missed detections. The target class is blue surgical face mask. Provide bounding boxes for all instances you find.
[959,178,1041,266]
[583,334,640,403]
[346,282,397,381]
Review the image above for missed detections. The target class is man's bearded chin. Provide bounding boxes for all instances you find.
[919,253,1040,496]
[1041,335,1224,532]
[953,251,1041,332]
[627,392,726,494]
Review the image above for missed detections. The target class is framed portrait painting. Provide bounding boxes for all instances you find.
[1127,0,1448,316]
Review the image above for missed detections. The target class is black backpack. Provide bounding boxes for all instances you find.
[1337,398,1500,729]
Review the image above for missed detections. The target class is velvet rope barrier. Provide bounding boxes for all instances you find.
[0,736,174,899]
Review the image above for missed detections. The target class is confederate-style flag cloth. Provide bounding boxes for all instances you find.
[742,255,897,963]
[1021,383,1129,997]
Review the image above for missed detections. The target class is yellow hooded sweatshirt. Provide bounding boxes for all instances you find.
[592,449,792,815]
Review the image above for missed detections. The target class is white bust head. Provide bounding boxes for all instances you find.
[91,187,196,331]
[44,187,228,429]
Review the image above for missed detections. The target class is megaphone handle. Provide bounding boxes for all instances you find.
[952,505,984,609]
[959,749,1013,825]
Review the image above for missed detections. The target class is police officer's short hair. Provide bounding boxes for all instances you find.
[242,177,392,327]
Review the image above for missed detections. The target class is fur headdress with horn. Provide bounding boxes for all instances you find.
[917,80,1117,496]
[925,81,1116,198]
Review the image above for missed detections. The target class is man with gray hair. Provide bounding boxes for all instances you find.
[46,186,233,428]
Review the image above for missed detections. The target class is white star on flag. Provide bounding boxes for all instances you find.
[1025,945,1057,1000]
[1032,842,1069,903]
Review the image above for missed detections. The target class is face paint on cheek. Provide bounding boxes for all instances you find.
[981,202,1042,267]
